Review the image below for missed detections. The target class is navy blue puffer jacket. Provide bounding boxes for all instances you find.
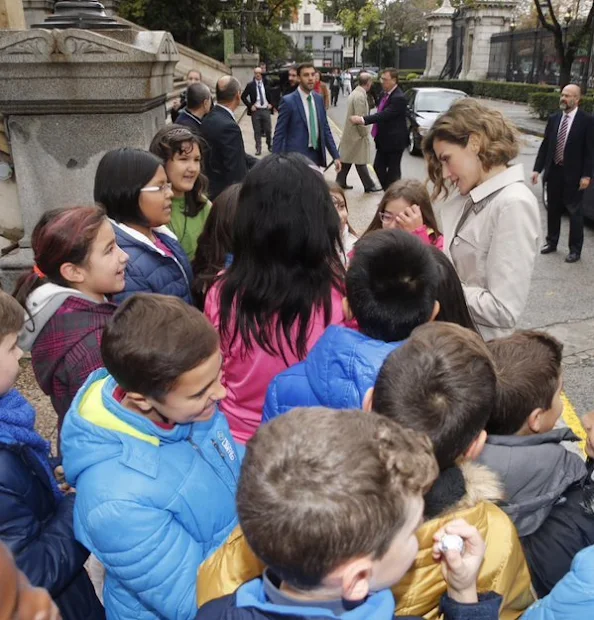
[0,441,104,620]
[112,222,193,305]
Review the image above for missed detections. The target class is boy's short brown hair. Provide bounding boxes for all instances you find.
[486,330,563,435]
[237,407,437,590]
[101,294,219,401]
[372,322,495,470]
[0,291,24,342]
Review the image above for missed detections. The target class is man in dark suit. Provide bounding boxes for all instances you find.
[201,76,257,200]
[241,67,275,156]
[350,68,408,189]
[175,82,212,136]
[533,84,593,263]
[272,62,341,173]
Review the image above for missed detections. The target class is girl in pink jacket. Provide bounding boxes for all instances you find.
[364,179,444,250]
[205,154,346,444]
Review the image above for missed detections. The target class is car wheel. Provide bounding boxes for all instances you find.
[408,129,420,156]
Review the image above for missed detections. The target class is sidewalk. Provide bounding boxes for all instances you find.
[476,98,546,137]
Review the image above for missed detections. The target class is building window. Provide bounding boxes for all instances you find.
[344,37,352,47]
[323,13,333,23]
[282,20,290,30]
[304,36,313,49]
[323,36,332,49]
[304,13,311,25]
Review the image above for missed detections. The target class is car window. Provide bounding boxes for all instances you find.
[415,91,465,113]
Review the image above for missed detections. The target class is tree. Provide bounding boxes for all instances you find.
[118,0,298,63]
[316,0,381,65]
[533,0,594,87]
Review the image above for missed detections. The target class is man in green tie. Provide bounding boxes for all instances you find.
[272,63,341,172]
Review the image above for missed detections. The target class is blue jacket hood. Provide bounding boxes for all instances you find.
[61,368,196,485]
[263,327,401,423]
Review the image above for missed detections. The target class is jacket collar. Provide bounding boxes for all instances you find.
[235,577,395,618]
[469,164,526,205]
[486,427,581,447]
[110,220,177,255]
[424,461,504,520]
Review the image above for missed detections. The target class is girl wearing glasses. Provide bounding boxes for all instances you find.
[94,148,193,305]
[150,126,211,262]
[364,179,444,250]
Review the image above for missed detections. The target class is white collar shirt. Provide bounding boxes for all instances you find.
[298,87,319,149]
[254,79,269,108]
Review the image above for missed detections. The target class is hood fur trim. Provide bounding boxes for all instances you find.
[442,461,505,517]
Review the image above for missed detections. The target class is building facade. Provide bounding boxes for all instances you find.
[281,0,362,68]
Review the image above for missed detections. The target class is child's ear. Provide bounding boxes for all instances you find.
[59,262,85,285]
[340,557,372,602]
[464,429,487,461]
[527,408,545,433]
[125,392,154,414]
[429,300,441,322]
[362,388,374,413]
[342,297,353,322]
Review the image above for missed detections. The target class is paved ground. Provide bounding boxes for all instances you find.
[20,94,592,452]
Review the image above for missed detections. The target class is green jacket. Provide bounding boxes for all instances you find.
[168,196,212,261]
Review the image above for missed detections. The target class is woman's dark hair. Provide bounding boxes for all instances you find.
[149,125,209,217]
[94,148,162,226]
[13,206,107,308]
[428,246,479,334]
[364,179,442,244]
[218,154,345,361]
[192,183,241,310]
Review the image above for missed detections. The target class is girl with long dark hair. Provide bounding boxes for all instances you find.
[204,154,346,443]
[191,183,241,311]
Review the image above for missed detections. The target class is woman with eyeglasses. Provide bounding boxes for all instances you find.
[94,148,193,304]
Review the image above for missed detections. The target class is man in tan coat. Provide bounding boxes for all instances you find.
[336,73,382,192]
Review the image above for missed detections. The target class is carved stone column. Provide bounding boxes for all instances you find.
[0,28,178,288]
[458,0,517,81]
[424,0,456,79]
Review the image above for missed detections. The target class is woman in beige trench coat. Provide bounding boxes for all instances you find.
[423,98,540,341]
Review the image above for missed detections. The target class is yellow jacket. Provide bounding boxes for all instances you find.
[197,526,264,608]
[394,462,535,619]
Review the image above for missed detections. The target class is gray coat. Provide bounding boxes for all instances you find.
[479,428,587,536]
[339,86,371,165]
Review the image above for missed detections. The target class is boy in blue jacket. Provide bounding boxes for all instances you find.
[61,294,261,620]
[263,229,439,422]
[200,406,502,619]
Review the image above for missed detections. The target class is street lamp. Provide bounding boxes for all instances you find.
[506,17,516,82]
[220,0,268,54]
[563,8,572,46]
[377,20,386,70]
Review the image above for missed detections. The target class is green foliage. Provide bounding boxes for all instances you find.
[118,0,299,63]
[529,92,594,119]
[406,72,420,80]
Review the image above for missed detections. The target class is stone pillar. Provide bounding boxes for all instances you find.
[458,0,517,81]
[0,28,178,288]
[228,52,259,90]
[423,0,456,79]
[102,0,120,16]
[22,0,54,28]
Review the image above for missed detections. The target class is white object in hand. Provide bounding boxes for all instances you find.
[439,534,464,554]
